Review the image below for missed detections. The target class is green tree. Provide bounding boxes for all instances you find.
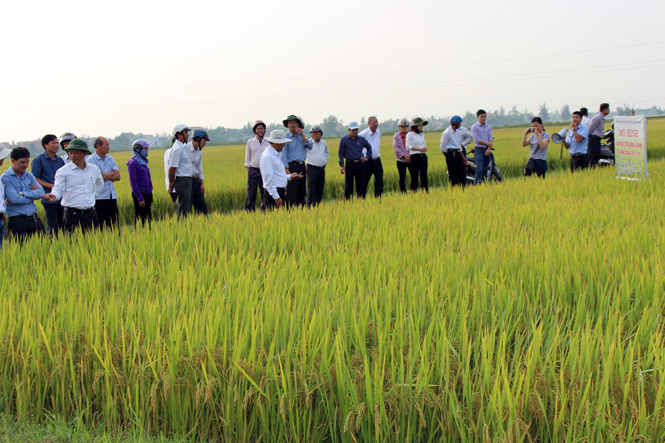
[538,103,549,122]
[560,104,571,121]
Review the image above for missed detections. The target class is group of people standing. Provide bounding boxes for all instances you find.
[0,103,611,247]
[0,125,211,249]
[243,111,500,212]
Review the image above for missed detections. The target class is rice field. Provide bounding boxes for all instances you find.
[2,134,665,441]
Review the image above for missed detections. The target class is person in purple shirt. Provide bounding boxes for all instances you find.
[126,139,153,227]
[471,109,494,185]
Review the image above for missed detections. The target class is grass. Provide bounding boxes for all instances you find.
[2,151,665,441]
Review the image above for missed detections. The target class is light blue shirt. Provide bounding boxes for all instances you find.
[282,131,312,168]
[565,124,589,155]
[1,168,44,217]
[86,152,119,199]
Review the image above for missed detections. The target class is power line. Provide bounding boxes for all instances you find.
[2,60,664,111]
[1,40,664,96]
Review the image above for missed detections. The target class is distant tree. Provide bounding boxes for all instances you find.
[360,116,366,126]
[560,104,571,121]
[322,115,340,136]
[27,142,37,154]
[538,103,549,122]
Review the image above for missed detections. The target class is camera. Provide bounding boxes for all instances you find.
[527,128,534,133]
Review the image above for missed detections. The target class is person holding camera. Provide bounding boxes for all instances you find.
[521,117,549,178]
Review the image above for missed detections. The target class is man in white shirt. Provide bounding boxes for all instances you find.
[188,129,209,215]
[166,124,194,219]
[86,136,121,230]
[358,116,383,198]
[440,115,469,188]
[244,120,269,212]
[260,130,303,210]
[306,125,329,207]
[0,146,13,249]
[163,141,176,203]
[41,139,104,233]
[580,108,591,128]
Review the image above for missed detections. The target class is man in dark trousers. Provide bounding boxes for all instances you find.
[86,136,121,230]
[587,103,610,168]
[41,139,104,233]
[282,115,312,208]
[244,120,269,211]
[1,147,46,242]
[358,116,384,198]
[339,122,372,200]
[32,134,65,235]
[439,115,469,188]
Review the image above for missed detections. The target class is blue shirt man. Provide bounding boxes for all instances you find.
[32,134,67,235]
[0,147,47,243]
[1,165,44,217]
[338,134,372,167]
[281,123,313,168]
[564,111,590,173]
[86,151,120,199]
[564,119,589,155]
[281,115,312,208]
[32,150,65,205]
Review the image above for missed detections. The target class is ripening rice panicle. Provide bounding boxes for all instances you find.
[1,118,665,441]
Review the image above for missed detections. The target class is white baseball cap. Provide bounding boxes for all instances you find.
[348,122,359,130]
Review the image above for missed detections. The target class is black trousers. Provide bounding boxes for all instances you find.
[570,155,587,173]
[263,187,287,211]
[63,207,99,234]
[244,167,264,212]
[344,161,365,200]
[396,161,411,193]
[43,203,64,236]
[409,154,429,192]
[286,162,307,208]
[445,150,467,188]
[174,176,193,219]
[362,158,384,198]
[170,192,177,203]
[7,215,45,243]
[132,192,153,227]
[95,198,119,231]
[191,178,208,215]
[588,135,601,168]
[306,165,326,207]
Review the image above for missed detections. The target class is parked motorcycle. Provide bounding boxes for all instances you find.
[599,127,614,167]
[462,147,503,183]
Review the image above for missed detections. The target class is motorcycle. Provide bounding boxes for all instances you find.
[462,147,503,183]
[599,127,614,167]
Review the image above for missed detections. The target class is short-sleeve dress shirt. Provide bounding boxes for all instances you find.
[86,152,119,200]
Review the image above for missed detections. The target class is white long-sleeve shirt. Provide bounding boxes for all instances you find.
[186,142,204,180]
[358,128,381,159]
[406,131,427,155]
[51,161,104,209]
[259,146,291,200]
[244,136,270,169]
[163,146,174,192]
[440,126,463,151]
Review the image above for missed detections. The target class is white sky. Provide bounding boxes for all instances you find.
[1,0,664,142]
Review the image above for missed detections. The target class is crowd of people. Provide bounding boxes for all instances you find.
[0,103,610,248]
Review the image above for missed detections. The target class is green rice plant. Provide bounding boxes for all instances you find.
[2,154,665,441]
